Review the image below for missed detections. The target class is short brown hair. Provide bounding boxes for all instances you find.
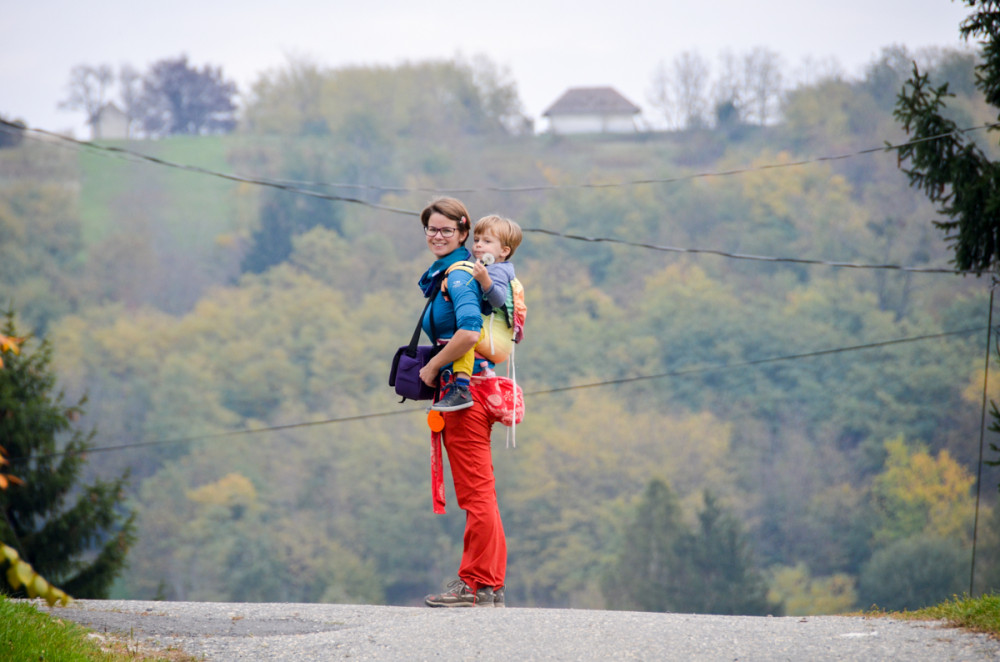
[420,197,471,235]
[474,215,523,259]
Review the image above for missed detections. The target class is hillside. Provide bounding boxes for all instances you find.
[2,52,1000,613]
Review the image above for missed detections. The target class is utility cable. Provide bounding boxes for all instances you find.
[524,326,985,395]
[10,325,984,463]
[524,227,971,274]
[10,409,417,462]
[0,119,975,274]
[273,121,1000,194]
[0,120,416,216]
[3,119,997,200]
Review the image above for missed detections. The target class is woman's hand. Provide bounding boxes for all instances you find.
[420,330,480,387]
[419,363,439,387]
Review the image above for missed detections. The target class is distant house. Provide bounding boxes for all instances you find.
[542,87,641,135]
[90,103,130,140]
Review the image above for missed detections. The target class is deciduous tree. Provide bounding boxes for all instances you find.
[138,55,238,137]
[59,64,114,128]
[648,51,711,129]
[869,436,976,546]
[857,535,965,610]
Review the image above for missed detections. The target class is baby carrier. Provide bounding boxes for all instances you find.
[444,261,527,446]
[444,261,526,362]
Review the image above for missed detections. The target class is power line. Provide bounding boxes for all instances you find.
[279,122,999,194]
[10,409,416,463]
[529,325,986,395]
[0,119,973,275]
[0,120,417,216]
[12,325,983,463]
[4,119,997,201]
[524,227,972,274]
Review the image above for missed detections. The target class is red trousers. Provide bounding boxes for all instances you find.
[441,399,507,592]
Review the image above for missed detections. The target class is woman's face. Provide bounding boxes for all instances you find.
[425,212,467,259]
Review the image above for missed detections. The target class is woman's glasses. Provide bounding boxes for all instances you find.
[424,226,458,238]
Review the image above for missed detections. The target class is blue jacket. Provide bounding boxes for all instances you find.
[419,247,484,344]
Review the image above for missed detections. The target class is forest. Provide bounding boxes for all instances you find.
[3,45,1000,614]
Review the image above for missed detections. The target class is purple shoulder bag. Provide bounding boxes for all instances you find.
[389,296,442,401]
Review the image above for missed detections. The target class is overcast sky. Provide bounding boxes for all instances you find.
[2,0,975,136]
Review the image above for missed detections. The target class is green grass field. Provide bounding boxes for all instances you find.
[905,593,1000,636]
[78,136,241,251]
[0,596,194,661]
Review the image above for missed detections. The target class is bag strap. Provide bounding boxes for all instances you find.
[408,296,434,356]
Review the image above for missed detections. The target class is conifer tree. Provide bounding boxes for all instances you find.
[893,1,1000,488]
[0,310,135,598]
[893,2,1000,276]
[604,480,780,615]
[685,492,781,615]
[602,478,688,612]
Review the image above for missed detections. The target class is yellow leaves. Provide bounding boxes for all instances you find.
[187,473,257,508]
[0,544,71,606]
[6,558,31,589]
[768,564,857,616]
[0,333,25,369]
[742,151,804,220]
[511,390,734,513]
[961,363,1000,407]
[0,334,23,355]
[26,574,48,599]
[0,445,23,491]
[643,261,738,309]
[872,435,976,545]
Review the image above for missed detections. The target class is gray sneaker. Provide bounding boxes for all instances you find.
[431,384,474,412]
[424,579,494,607]
[493,585,505,608]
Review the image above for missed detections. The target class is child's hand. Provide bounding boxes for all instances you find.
[472,260,493,291]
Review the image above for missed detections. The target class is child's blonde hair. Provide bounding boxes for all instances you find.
[474,215,523,259]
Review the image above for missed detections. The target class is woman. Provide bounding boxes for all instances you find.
[416,197,507,608]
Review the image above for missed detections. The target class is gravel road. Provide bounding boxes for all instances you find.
[35,599,1000,661]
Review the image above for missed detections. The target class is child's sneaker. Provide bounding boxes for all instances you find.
[493,585,505,608]
[431,383,474,411]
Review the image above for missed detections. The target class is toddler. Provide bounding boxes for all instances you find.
[432,215,522,411]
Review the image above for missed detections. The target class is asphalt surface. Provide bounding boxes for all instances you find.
[34,599,1000,661]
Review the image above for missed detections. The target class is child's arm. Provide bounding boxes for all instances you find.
[472,261,493,292]
[479,264,511,309]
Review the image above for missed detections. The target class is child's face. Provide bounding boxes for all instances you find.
[473,230,510,263]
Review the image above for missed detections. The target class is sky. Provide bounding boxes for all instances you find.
[1,0,975,136]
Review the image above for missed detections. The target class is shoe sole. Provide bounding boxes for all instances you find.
[425,599,494,608]
[429,401,475,412]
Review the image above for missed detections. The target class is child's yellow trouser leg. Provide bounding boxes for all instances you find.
[452,328,487,375]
